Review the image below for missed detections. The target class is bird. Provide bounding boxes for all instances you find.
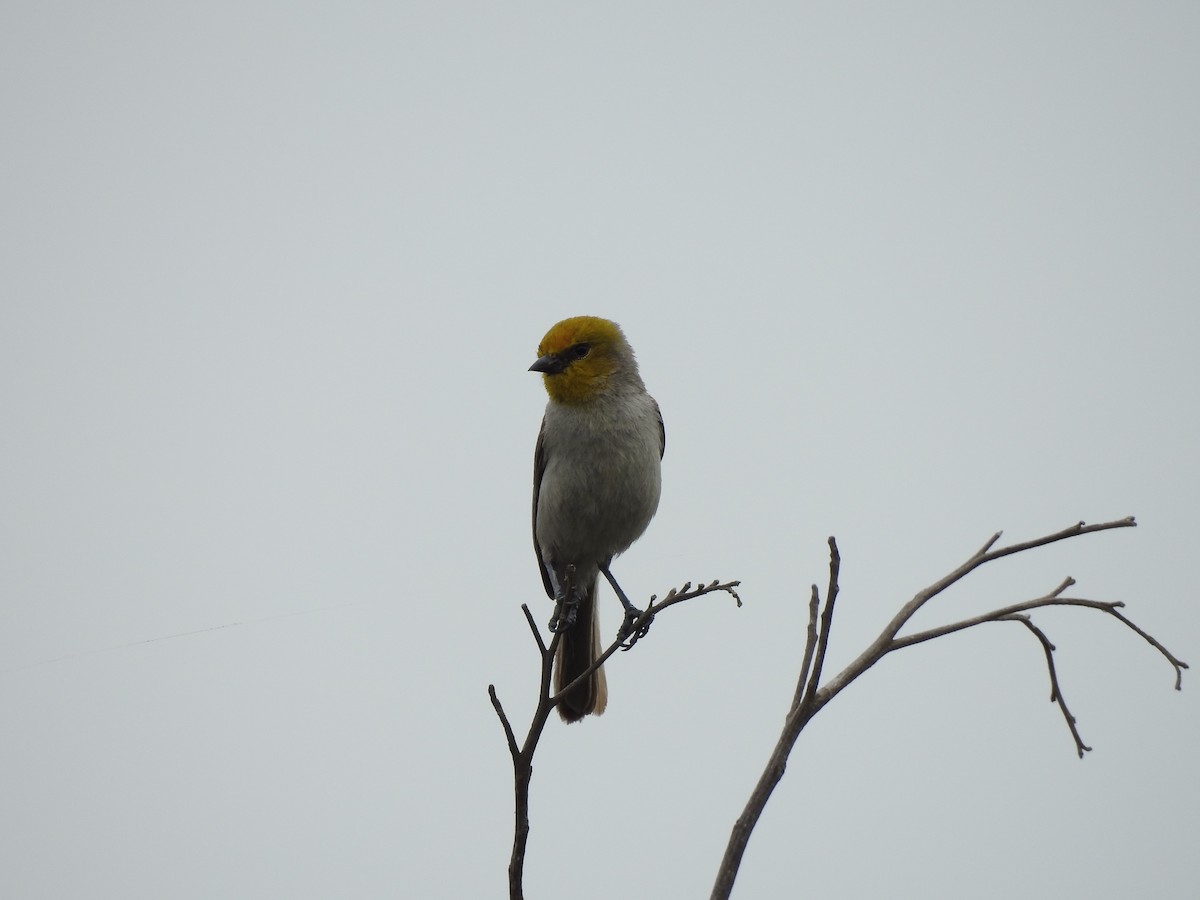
[529,316,665,723]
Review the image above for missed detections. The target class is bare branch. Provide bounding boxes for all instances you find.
[711,516,1182,900]
[554,578,741,705]
[800,537,841,707]
[891,591,1187,693]
[1107,607,1189,691]
[998,614,1092,758]
[497,575,739,900]
[889,595,1119,651]
[984,517,1136,562]
[649,578,743,617]
[792,585,820,709]
[620,578,741,650]
[520,604,547,655]
[974,531,1003,556]
[882,517,1137,640]
[488,685,519,759]
[711,545,839,900]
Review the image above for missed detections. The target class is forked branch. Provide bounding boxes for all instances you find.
[489,573,740,900]
[711,517,1186,900]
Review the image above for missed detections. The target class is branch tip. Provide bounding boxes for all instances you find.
[1005,616,1092,759]
[1051,577,1076,596]
[977,531,1003,556]
[520,603,547,654]
[488,684,519,759]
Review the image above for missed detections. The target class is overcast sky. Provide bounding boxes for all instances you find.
[2,3,1197,898]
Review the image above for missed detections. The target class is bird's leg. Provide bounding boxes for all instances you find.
[547,566,581,633]
[601,563,653,643]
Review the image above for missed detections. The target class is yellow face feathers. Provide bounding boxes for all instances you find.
[529,316,634,405]
[536,316,625,357]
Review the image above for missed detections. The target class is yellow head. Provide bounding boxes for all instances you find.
[529,316,639,404]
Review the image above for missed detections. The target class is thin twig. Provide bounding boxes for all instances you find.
[998,614,1092,758]
[890,593,1187,691]
[555,579,741,704]
[891,595,1117,650]
[652,578,744,616]
[792,585,820,709]
[801,537,841,707]
[488,685,519,759]
[520,604,546,655]
[1108,608,1189,690]
[983,517,1136,563]
[882,518,1137,640]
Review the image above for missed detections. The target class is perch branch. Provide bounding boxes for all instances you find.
[493,575,740,900]
[555,579,740,703]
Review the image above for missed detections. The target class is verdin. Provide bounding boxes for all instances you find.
[529,316,665,723]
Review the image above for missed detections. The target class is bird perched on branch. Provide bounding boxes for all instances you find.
[529,316,665,722]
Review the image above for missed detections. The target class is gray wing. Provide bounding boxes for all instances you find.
[654,397,666,459]
[532,416,555,599]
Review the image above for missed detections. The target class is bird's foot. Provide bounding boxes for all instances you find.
[548,589,581,633]
[601,563,654,648]
[618,606,654,649]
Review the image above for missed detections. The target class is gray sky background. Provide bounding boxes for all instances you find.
[2,3,1197,898]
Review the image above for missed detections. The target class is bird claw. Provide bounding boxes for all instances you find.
[548,590,580,633]
[618,607,654,649]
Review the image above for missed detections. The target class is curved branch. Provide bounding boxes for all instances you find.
[891,593,1187,690]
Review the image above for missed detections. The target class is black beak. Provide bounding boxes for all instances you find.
[529,354,568,375]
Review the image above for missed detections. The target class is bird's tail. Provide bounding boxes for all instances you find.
[554,574,608,722]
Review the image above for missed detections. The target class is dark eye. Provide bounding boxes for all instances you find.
[571,343,591,358]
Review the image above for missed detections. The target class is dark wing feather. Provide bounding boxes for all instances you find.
[653,397,666,459]
[532,416,555,599]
